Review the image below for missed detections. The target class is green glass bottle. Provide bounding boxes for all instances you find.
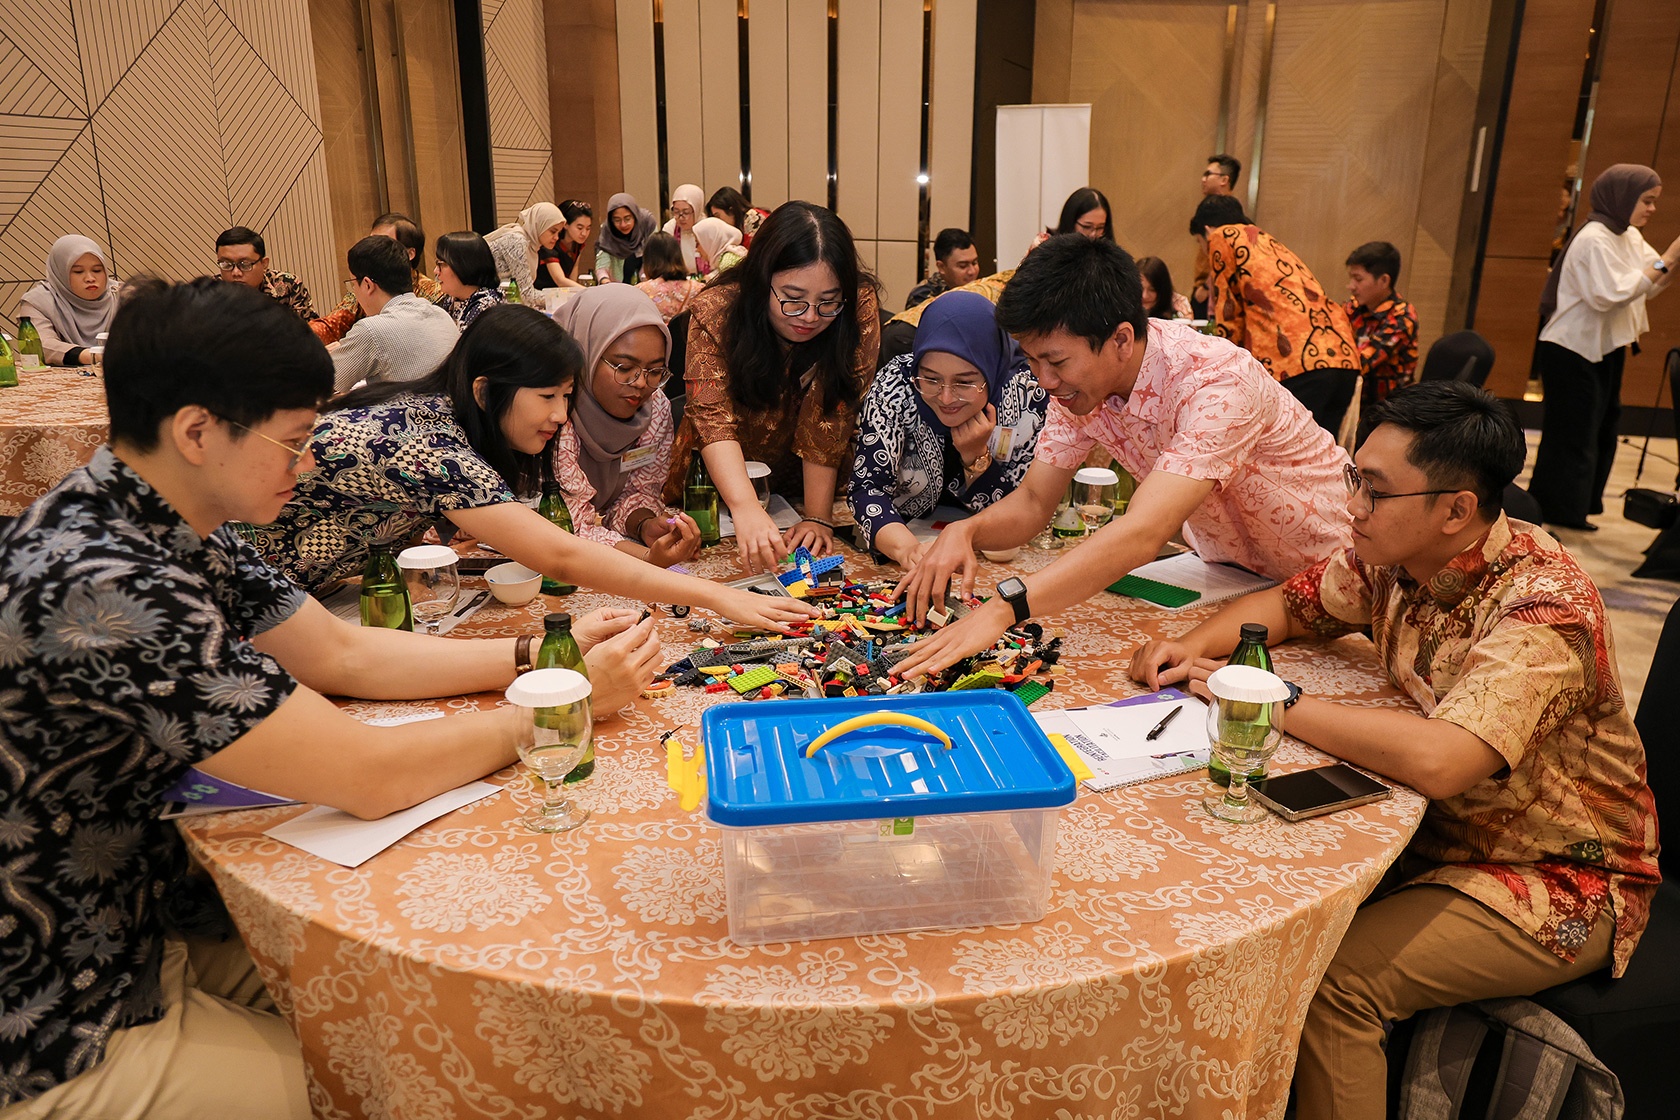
[537,484,578,595]
[0,334,16,388]
[506,277,523,304]
[358,542,414,630]
[682,455,720,546]
[15,318,44,370]
[1210,623,1272,786]
[536,612,594,783]
[1108,459,1137,516]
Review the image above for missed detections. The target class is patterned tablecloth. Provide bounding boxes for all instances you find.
[0,367,108,514]
[181,543,1426,1120]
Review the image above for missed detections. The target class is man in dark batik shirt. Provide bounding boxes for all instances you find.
[1344,239,1419,408]
[0,280,641,1117]
[214,225,317,321]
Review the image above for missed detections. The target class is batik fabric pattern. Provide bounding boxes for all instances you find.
[1345,297,1419,404]
[550,392,679,547]
[888,270,1014,331]
[1205,224,1358,382]
[245,394,515,590]
[259,269,317,322]
[310,273,449,345]
[0,448,302,1105]
[1281,514,1660,975]
[851,354,1047,549]
[445,286,505,331]
[1034,318,1351,581]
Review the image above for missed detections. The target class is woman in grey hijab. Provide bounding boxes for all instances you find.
[594,193,658,284]
[549,284,702,566]
[1529,163,1680,530]
[16,235,122,366]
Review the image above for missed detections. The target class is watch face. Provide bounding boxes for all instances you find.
[998,577,1026,599]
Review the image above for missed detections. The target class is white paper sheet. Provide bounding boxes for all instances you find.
[1036,694,1211,791]
[904,505,972,543]
[718,493,802,537]
[264,781,502,868]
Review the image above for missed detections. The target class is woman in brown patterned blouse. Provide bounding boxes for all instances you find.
[663,202,881,571]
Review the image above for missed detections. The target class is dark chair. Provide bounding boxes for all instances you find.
[1525,596,1680,1119]
[664,309,691,402]
[878,317,915,370]
[1418,330,1495,388]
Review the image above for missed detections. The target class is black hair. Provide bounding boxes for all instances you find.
[1366,381,1525,516]
[216,226,265,257]
[707,186,750,228]
[711,200,878,413]
[347,235,414,296]
[933,227,974,262]
[1134,255,1177,319]
[1053,188,1116,240]
[105,278,332,451]
[995,234,1146,352]
[1346,240,1402,289]
[331,303,582,494]
[372,212,425,273]
[641,231,690,281]
[560,200,593,225]
[435,231,500,289]
[1190,194,1249,236]
[1207,153,1241,184]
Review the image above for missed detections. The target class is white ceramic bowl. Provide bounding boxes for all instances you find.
[485,562,542,605]
[980,547,1022,563]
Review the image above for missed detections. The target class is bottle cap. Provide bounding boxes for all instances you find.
[744,461,771,480]
[1074,467,1119,486]
[544,612,573,632]
[1207,664,1291,703]
[505,667,591,707]
[1239,623,1269,643]
[396,544,460,569]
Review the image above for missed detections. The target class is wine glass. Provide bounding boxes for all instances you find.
[744,461,772,510]
[397,545,461,635]
[506,668,593,832]
[1202,665,1291,823]
[1072,467,1118,533]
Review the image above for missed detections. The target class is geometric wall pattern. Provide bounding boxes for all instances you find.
[0,0,335,336]
[482,0,553,225]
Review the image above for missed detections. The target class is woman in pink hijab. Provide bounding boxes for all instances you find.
[1529,164,1680,530]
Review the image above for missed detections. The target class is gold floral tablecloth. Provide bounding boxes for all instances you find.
[0,367,108,514]
[182,543,1426,1120]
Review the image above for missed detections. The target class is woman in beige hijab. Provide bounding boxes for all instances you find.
[484,202,565,292]
[693,217,746,275]
[660,184,707,274]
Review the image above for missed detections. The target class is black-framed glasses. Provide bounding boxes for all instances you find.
[214,259,264,274]
[1343,464,1457,516]
[773,288,846,319]
[221,416,312,471]
[602,357,671,389]
[912,374,987,403]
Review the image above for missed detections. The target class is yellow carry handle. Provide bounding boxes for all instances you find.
[804,712,954,757]
[665,734,707,811]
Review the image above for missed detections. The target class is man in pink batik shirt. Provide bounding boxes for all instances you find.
[896,234,1350,678]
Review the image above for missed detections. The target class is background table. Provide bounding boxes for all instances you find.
[182,543,1426,1120]
[0,367,108,514]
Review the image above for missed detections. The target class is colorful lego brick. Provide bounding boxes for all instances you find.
[728,665,778,693]
[808,553,844,576]
[1010,679,1051,706]
[949,669,1005,691]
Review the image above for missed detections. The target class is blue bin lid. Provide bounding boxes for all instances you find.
[703,691,1078,827]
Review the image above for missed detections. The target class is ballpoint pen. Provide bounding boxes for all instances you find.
[1145,704,1184,741]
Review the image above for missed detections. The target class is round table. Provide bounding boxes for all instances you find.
[181,543,1426,1119]
[0,366,108,514]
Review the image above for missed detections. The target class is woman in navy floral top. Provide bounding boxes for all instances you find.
[434,230,505,330]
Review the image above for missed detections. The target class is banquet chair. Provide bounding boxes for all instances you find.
[1418,330,1495,387]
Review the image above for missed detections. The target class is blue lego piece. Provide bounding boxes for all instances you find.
[777,569,806,587]
[881,602,906,618]
[808,554,844,576]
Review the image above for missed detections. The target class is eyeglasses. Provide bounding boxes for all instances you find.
[774,289,846,319]
[603,357,671,389]
[221,416,313,471]
[215,259,264,274]
[1343,464,1457,516]
[1074,219,1107,236]
[912,375,987,403]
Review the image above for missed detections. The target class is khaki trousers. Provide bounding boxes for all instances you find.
[2,937,308,1120]
[1295,885,1613,1120]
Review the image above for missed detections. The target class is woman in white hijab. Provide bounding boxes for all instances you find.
[484,202,565,292]
[549,285,702,566]
[692,217,746,275]
[661,184,708,275]
[17,235,122,366]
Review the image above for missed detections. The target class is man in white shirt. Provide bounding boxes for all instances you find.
[331,234,461,393]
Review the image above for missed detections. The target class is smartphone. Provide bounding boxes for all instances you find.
[1250,764,1392,822]
[455,557,502,575]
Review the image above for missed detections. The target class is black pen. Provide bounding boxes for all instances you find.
[1144,704,1184,741]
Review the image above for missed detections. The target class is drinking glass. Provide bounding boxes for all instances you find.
[507,668,593,832]
[1072,467,1118,533]
[1202,665,1291,823]
[1030,481,1074,550]
[744,461,772,510]
[398,545,461,635]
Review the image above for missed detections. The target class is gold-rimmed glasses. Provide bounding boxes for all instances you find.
[221,417,313,471]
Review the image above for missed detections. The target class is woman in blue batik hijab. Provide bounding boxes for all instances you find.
[851,291,1048,566]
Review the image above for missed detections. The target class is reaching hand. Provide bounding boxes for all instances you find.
[644,514,702,567]
[1127,641,1226,700]
[892,601,1011,679]
[714,586,821,633]
[733,505,787,574]
[570,607,641,654]
[785,519,835,557]
[893,523,978,624]
[583,616,665,713]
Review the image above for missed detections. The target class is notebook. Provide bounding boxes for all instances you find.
[1035,689,1210,791]
[1108,552,1278,611]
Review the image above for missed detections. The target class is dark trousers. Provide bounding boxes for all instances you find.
[1282,367,1359,436]
[1527,340,1624,525]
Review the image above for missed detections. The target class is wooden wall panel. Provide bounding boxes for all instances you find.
[927,0,977,237]
[401,0,470,250]
[1,0,337,335]
[548,0,625,225]
[661,0,705,198]
[836,0,881,238]
[784,2,828,204]
[877,0,923,245]
[483,0,553,222]
[310,0,381,258]
[1476,256,1554,399]
[615,0,660,212]
[698,0,741,194]
[747,0,789,206]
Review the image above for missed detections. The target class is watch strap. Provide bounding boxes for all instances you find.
[515,634,536,674]
[1283,680,1302,709]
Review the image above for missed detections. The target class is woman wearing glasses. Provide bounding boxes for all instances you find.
[550,285,701,566]
[245,303,817,633]
[662,201,881,572]
[851,292,1048,566]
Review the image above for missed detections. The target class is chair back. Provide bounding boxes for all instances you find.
[1420,330,1495,387]
[664,309,691,401]
[1635,597,1680,875]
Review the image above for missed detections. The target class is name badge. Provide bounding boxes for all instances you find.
[621,444,659,470]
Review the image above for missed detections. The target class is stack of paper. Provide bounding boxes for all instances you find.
[1036,690,1211,791]
[1109,552,1277,611]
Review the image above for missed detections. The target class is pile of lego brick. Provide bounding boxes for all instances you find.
[656,550,1062,704]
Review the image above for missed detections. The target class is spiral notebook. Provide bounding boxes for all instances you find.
[1035,689,1210,791]
[1108,552,1277,611]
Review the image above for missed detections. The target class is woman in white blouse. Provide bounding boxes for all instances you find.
[1529,164,1680,530]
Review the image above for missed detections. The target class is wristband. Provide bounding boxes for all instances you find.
[515,635,536,674]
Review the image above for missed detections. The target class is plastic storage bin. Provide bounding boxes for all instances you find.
[702,691,1077,945]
